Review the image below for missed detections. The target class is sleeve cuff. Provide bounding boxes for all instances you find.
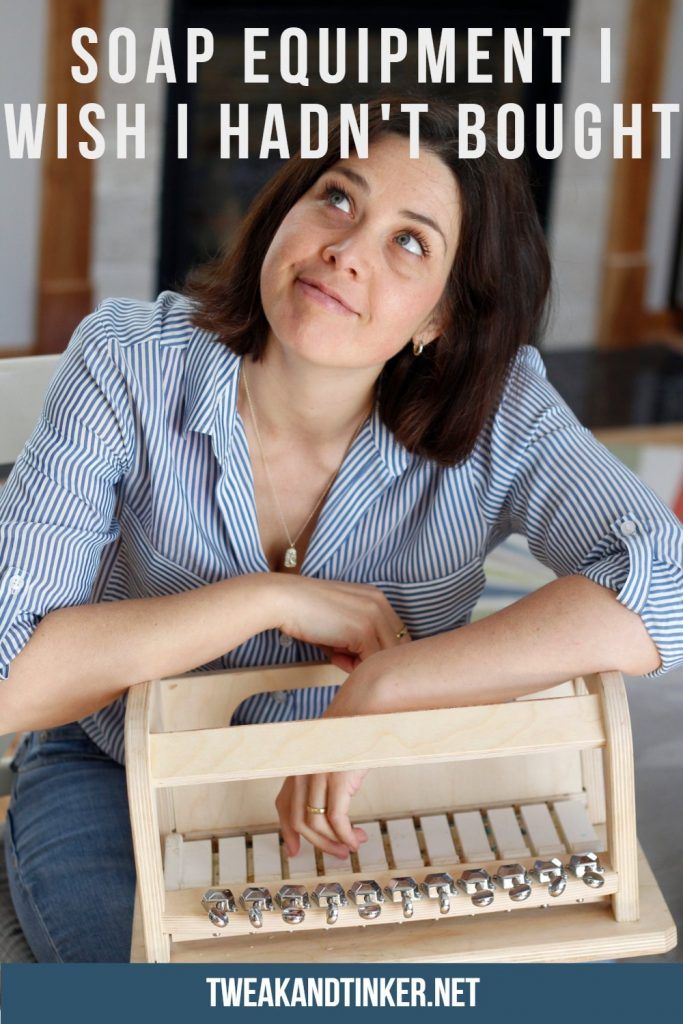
[578,513,652,614]
[576,512,683,678]
[0,615,40,681]
[0,565,39,681]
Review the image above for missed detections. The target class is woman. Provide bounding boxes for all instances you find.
[0,98,681,962]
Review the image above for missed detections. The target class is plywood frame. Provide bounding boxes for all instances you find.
[125,663,671,962]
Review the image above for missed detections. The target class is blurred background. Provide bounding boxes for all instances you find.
[0,0,682,964]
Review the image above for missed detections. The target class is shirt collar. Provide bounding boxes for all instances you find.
[181,326,241,461]
[181,326,412,478]
[367,400,411,476]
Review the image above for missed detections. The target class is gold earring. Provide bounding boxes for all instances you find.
[412,339,424,355]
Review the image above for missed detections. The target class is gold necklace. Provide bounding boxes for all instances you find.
[241,360,369,571]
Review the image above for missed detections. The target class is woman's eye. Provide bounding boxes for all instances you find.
[395,231,427,257]
[323,185,352,213]
[320,180,431,258]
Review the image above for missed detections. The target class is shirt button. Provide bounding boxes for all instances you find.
[620,520,637,537]
[8,574,25,595]
[279,632,294,648]
[272,691,288,704]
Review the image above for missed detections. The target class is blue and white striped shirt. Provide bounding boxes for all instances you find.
[1,290,682,764]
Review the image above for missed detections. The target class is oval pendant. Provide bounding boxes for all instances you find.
[283,546,298,568]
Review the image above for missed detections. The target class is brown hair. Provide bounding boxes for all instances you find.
[181,96,552,467]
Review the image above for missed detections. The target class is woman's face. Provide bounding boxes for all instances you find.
[259,133,461,370]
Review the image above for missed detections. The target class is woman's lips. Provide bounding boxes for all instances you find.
[296,278,358,318]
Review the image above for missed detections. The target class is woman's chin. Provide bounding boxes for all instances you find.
[267,329,361,369]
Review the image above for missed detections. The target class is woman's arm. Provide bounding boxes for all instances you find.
[279,352,683,854]
[0,573,280,734]
[328,572,661,718]
[1,572,413,735]
[485,347,682,682]
[276,572,659,860]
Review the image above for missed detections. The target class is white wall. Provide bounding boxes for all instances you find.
[0,0,48,351]
[544,0,630,350]
[91,0,170,305]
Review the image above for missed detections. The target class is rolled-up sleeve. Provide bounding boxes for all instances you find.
[0,303,135,680]
[487,347,683,678]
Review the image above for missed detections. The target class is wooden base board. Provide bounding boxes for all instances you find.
[130,842,676,963]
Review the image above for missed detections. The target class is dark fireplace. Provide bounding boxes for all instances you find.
[157,0,572,294]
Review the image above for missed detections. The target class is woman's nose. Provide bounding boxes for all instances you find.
[322,231,371,275]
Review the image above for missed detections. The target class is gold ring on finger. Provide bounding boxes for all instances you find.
[306,804,327,815]
[395,624,408,640]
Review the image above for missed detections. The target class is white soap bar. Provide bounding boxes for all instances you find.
[554,799,604,853]
[322,851,353,875]
[252,832,282,881]
[520,803,565,856]
[487,807,530,859]
[356,821,388,872]
[453,811,493,862]
[420,814,458,866]
[180,838,213,888]
[287,837,318,879]
[386,817,423,870]
[218,835,247,884]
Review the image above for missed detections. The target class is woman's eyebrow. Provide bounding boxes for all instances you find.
[334,167,447,252]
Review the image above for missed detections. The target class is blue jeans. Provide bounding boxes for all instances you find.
[3,722,136,962]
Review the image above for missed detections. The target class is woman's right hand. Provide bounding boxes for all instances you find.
[266,574,412,671]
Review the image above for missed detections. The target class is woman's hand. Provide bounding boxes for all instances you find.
[266,573,414,857]
[276,769,370,861]
[275,650,399,859]
[268,574,411,671]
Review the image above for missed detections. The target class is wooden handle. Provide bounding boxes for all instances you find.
[147,693,605,787]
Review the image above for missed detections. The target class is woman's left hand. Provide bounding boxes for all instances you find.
[275,649,398,860]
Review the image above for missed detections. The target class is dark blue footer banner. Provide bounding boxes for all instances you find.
[1,963,682,1023]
